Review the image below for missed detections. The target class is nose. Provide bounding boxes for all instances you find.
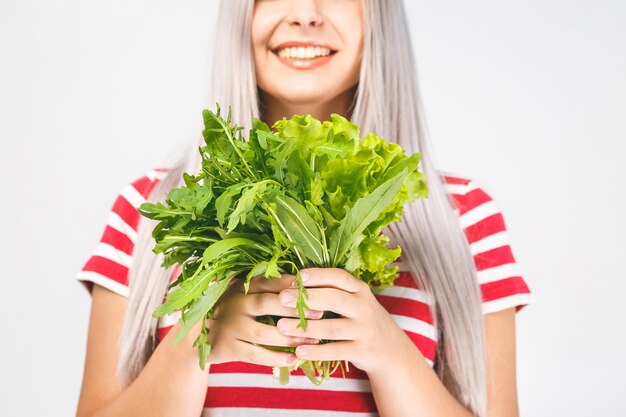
[285,0,324,27]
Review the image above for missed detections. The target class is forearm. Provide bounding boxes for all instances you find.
[366,338,475,417]
[91,321,208,417]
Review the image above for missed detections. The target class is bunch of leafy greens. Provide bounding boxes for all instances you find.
[138,104,428,386]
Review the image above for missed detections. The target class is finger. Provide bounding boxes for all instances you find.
[278,287,360,318]
[234,339,299,367]
[299,268,368,293]
[294,340,356,362]
[245,292,325,319]
[276,317,358,341]
[244,320,321,347]
[246,273,298,294]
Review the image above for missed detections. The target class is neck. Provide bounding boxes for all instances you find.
[258,85,357,126]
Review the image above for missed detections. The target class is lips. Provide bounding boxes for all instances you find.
[270,40,338,70]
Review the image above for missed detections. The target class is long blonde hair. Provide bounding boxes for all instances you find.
[119,1,487,415]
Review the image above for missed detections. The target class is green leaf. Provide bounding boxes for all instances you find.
[153,267,214,317]
[201,237,264,265]
[215,183,245,227]
[193,324,211,371]
[269,193,325,266]
[226,181,270,233]
[174,277,235,344]
[244,261,269,294]
[328,169,409,265]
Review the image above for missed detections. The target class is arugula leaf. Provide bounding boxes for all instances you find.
[268,192,326,266]
[175,277,235,345]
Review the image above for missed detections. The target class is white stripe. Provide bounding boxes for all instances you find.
[477,263,522,285]
[469,231,510,256]
[158,310,182,328]
[121,184,146,209]
[443,181,479,196]
[107,211,138,243]
[207,372,372,392]
[389,314,437,341]
[202,408,378,417]
[76,270,129,297]
[371,284,431,305]
[91,242,132,268]
[482,293,535,315]
[425,357,434,367]
[458,200,500,229]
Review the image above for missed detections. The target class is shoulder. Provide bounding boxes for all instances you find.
[124,167,172,200]
[114,167,172,214]
[437,169,496,213]
[75,167,174,297]
[436,169,508,241]
[437,170,535,313]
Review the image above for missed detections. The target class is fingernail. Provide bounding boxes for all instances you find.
[291,279,298,288]
[296,346,309,357]
[306,309,323,319]
[280,320,294,332]
[286,354,297,364]
[300,271,309,283]
[304,337,319,344]
[280,291,294,304]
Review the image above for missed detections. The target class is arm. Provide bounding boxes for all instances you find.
[75,283,209,417]
[76,279,311,417]
[366,307,519,417]
[274,268,520,417]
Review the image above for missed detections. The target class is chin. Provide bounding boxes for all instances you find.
[274,88,334,106]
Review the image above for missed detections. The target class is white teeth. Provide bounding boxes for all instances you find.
[276,46,333,59]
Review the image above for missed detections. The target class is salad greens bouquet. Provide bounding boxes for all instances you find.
[138,104,428,385]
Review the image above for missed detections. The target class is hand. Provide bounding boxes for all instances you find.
[203,274,324,367]
[275,267,420,375]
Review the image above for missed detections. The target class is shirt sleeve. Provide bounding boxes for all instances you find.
[75,171,164,297]
[452,179,535,315]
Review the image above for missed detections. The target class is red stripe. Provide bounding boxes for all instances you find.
[204,386,377,412]
[100,225,134,255]
[404,330,437,362]
[457,188,492,215]
[132,176,160,199]
[481,276,531,303]
[441,175,471,185]
[464,213,506,243]
[394,272,419,287]
[82,255,129,285]
[210,362,282,375]
[112,194,141,230]
[449,193,465,211]
[374,294,434,324]
[473,245,515,271]
[158,325,174,342]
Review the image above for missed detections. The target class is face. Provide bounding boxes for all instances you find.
[252,0,364,112]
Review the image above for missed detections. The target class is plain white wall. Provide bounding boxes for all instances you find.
[1,0,624,415]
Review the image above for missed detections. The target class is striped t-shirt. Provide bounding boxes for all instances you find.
[76,167,534,417]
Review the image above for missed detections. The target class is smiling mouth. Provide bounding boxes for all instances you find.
[270,46,338,70]
[271,46,338,60]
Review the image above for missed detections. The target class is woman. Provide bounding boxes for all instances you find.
[75,1,534,416]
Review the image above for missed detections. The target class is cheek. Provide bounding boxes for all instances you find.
[333,9,365,79]
[251,12,273,63]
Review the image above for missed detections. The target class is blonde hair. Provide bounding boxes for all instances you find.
[119,1,487,415]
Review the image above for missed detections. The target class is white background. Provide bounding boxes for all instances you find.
[1,0,624,415]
